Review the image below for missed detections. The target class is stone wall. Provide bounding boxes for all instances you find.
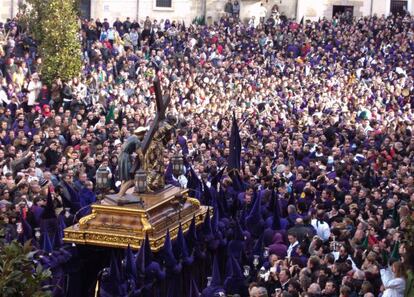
[0,0,20,21]
[1,0,413,24]
[295,0,414,21]
[296,0,390,21]
[90,0,201,24]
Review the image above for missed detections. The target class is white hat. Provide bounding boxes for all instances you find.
[276,164,286,173]
[134,126,149,134]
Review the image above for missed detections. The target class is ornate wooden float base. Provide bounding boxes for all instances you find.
[63,185,208,251]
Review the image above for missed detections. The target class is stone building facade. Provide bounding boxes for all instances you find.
[1,0,413,25]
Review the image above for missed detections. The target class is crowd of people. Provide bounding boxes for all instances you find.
[0,5,414,297]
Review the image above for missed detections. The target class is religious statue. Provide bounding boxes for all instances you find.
[64,79,209,252]
[116,77,173,197]
[118,128,147,182]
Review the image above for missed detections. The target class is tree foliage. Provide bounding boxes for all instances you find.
[0,233,52,297]
[407,202,414,249]
[21,0,82,85]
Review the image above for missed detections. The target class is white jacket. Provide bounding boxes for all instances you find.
[311,219,331,242]
[0,89,9,105]
[381,267,405,297]
[27,80,42,106]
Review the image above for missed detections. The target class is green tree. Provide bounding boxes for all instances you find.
[0,231,52,297]
[23,0,82,85]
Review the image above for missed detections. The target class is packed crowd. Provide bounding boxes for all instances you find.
[0,6,414,297]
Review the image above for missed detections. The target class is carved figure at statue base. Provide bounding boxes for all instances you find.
[144,121,174,192]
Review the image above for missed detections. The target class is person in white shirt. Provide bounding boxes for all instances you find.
[258,3,267,23]
[0,87,9,105]
[380,261,406,297]
[248,16,258,29]
[129,28,139,49]
[311,210,331,242]
[27,73,42,107]
[287,233,299,258]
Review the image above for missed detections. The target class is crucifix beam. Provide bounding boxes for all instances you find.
[140,77,171,155]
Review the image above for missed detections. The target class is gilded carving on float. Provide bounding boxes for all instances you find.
[78,212,97,227]
[187,197,201,207]
[141,215,153,232]
[63,197,208,251]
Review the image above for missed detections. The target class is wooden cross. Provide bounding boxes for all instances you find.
[140,77,171,155]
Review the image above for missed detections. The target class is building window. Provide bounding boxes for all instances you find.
[156,0,172,8]
[332,5,354,18]
[79,0,91,19]
[390,0,407,15]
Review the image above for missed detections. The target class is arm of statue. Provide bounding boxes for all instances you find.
[130,146,144,174]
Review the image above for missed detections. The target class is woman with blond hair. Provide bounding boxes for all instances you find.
[380,260,406,297]
[12,64,25,88]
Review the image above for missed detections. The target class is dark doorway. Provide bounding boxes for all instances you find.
[79,0,91,19]
[390,0,407,15]
[332,5,354,18]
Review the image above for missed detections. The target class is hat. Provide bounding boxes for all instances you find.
[39,178,49,187]
[208,205,222,251]
[109,251,121,283]
[185,215,199,255]
[162,229,182,274]
[99,251,128,296]
[146,261,166,281]
[113,139,122,146]
[135,242,145,279]
[252,234,264,262]
[189,276,200,297]
[134,126,149,134]
[245,192,264,237]
[173,223,193,266]
[263,228,275,247]
[124,244,137,279]
[276,164,286,174]
[224,256,245,296]
[202,208,214,242]
[41,231,53,254]
[202,254,225,297]
[228,239,243,260]
[0,199,11,207]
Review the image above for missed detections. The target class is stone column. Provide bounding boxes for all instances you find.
[408,0,413,15]
[296,0,306,22]
[385,0,390,15]
[91,0,103,20]
[0,0,12,20]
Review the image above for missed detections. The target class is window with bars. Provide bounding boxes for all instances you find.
[155,0,172,8]
[390,0,407,15]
